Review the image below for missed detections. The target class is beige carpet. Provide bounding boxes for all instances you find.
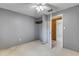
[0,40,79,56]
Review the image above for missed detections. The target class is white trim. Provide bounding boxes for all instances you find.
[56,19,63,48]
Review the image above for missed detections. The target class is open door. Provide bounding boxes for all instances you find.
[50,14,63,48]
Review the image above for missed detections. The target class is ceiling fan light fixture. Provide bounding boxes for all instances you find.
[32,3,48,13]
[36,7,41,12]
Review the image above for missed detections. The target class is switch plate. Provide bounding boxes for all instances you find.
[64,26,66,30]
[19,38,22,41]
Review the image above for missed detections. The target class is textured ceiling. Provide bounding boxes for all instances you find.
[0,3,78,18]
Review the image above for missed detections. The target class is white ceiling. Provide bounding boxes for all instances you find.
[50,3,79,11]
[0,3,78,18]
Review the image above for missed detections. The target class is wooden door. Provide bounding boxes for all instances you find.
[51,19,56,41]
[51,16,62,41]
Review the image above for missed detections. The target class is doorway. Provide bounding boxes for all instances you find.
[51,14,63,48]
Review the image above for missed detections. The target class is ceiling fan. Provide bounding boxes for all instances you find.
[32,3,53,15]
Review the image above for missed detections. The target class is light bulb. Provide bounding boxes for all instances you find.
[36,7,41,12]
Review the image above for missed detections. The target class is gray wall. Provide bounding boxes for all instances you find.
[41,15,48,43]
[35,18,42,40]
[35,15,48,43]
[37,24,42,40]
[53,5,79,51]
[35,24,40,40]
[0,8,35,49]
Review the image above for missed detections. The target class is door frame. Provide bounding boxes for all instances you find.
[56,19,63,48]
[49,14,63,48]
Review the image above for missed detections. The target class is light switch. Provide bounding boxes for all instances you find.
[64,26,66,30]
[19,38,22,41]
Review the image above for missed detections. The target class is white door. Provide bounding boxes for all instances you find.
[56,20,63,48]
